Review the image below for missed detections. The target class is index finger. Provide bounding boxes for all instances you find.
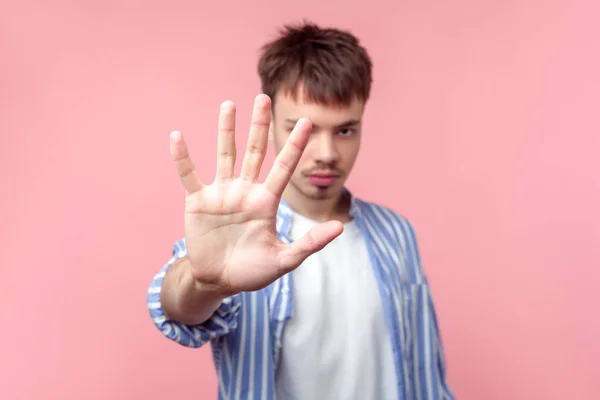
[263,118,312,197]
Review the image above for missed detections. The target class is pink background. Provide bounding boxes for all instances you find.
[1,0,599,399]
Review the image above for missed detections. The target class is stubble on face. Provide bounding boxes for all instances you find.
[269,89,364,220]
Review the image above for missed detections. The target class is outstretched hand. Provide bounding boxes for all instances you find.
[170,94,343,296]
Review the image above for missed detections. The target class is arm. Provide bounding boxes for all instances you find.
[147,96,342,347]
[401,216,455,399]
[427,291,455,400]
[161,255,225,325]
[147,239,241,348]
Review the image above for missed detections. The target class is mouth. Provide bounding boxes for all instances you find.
[305,172,341,187]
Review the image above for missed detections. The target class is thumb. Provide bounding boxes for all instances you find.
[276,220,344,273]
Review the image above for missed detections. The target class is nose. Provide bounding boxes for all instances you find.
[313,133,339,165]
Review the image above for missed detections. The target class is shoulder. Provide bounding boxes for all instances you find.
[354,197,424,276]
[354,197,419,243]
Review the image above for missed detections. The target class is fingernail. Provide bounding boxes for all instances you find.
[221,101,235,112]
[170,130,181,140]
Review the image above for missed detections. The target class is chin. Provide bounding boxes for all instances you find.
[286,177,345,201]
[305,183,342,200]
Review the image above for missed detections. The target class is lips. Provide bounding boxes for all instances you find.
[306,172,340,187]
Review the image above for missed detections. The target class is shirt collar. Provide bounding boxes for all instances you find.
[276,187,361,238]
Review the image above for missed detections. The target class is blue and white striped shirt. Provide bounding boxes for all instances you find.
[147,191,454,400]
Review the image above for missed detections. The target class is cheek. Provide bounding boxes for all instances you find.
[340,141,361,164]
[295,148,313,172]
[297,139,318,161]
[272,131,294,159]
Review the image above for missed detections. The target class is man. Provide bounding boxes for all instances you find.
[148,22,454,400]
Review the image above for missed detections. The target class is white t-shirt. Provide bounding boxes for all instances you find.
[274,211,398,400]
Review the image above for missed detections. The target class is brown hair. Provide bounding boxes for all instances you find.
[257,21,373,107]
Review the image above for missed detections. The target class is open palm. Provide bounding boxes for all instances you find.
[170,94,343,296]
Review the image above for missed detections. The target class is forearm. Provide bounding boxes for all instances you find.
[160,256,225,325]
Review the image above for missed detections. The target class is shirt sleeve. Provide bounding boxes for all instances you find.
[426,287,456,400]
[146,239,242,348]
[403,217,455,399]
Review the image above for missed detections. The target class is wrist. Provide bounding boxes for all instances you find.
[183,259,231,299]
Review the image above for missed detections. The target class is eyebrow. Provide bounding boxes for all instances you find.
[284,118,361,129]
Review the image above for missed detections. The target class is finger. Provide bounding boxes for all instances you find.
[215,101,237,181]
[239,94,271,181]
[263,118,312,197]
[276,221,344,273]
[170,130,204,194]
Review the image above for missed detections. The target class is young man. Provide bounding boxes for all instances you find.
[148,22,454,400]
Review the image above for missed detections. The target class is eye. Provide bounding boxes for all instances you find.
[337,128,355,137]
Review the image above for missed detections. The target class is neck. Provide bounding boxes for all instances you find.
[281,186,351,223]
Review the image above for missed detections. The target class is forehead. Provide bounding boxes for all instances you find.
[273,88,365,127]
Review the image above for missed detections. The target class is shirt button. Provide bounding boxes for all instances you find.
[275,341,282,349]
[281,287,289,294]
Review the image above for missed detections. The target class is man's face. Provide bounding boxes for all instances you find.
[270,89,364,203]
